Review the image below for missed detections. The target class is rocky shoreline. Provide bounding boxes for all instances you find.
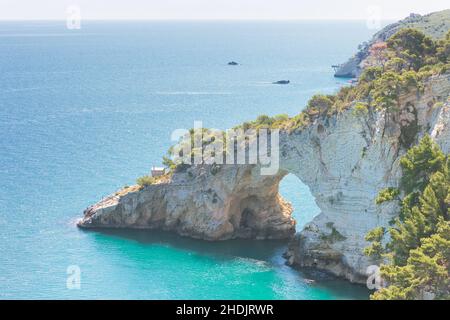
[78,164,296,241]
[79,72,450,283]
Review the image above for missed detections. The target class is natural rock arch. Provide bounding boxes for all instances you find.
[79,74,450,282]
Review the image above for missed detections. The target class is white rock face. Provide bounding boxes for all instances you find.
[285,74,450,282]
[79,74,450,283]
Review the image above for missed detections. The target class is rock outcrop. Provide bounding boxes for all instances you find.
[79,73,450,283]
[334,10,450,78]
[79,164,296,241]
[283,74,450,282]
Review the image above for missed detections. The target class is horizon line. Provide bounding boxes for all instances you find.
[0,17,397,22]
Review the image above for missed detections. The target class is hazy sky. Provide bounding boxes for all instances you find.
[0,0,448,20]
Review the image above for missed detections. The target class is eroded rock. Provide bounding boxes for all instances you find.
[78,74,450,283]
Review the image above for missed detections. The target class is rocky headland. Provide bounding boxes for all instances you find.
[79,73,450,282]
[79,13,450,284]
[334,10,450,78]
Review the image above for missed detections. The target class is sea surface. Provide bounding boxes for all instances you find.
[0,20,379,299]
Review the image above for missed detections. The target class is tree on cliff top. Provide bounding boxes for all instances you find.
[400,135,446,195]
[305,94,335,117]
[365,136,450,299]
[373,221,450,300]
[387,28,436,70]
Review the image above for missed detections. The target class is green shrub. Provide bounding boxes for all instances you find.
[387,28,436,71]
[162,155,176,171]
[321,222,347,243]
[366,136,450,299]
[363,227,386,260]
[400,135,446,194]
[352,102,369,116]
[136,175,156,187]
[375,187,400,204]
[360,66,383,82]
[306,94,334,117]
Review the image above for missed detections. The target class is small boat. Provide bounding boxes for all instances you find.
[228,61,239,66]
[273,80,290,85]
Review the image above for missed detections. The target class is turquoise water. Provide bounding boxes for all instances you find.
[0,21,375,299]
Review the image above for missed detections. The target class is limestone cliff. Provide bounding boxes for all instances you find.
[79,164,296,241]
[284,74,450,282]
[79,73,450,283]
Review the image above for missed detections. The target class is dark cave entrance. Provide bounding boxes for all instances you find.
[240,208,255,229]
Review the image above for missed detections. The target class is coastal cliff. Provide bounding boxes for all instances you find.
[79,73,450,282]
[79,164,296,240]
[79,17,450,285]
[334,10,450,78]
[284,74,450,282]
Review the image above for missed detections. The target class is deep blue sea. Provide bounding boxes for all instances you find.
[0,20,378,299]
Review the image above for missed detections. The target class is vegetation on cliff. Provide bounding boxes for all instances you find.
[136,175,159,187]
[235,28,449,135]
[378,10,450,41]
[153,28,448,182]
[237,27,450,299]
[335,10,450,78]
[365,136,450,300]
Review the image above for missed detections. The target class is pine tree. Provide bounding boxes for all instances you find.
[365,136,449,299]
[400,135,446,196]
[387,28,436,70]
[372,221,450,300]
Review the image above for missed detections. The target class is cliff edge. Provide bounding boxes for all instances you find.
[334,10,450,78]
[79,73,450,282]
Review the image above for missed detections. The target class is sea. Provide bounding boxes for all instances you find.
[0,20,381,299]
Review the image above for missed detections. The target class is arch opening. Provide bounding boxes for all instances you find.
[279,173,320,231]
